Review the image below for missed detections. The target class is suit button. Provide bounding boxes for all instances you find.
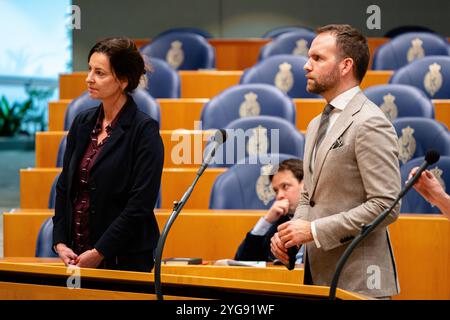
[310,201,315,207]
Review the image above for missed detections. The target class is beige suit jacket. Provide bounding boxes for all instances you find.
[295,91,401,298]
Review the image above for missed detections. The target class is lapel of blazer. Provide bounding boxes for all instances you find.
[309,92,367,198]
[90,97,137,173]
[304,116,321,189]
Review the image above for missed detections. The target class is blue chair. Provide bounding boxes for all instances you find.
[393,117,450,166]
[364,84,435,121]
[389,56,450,99]
[259,30,316,60]
[144,57,180,98]
[384,26,437,38]
[140,32,215,70]
[209,153,299,209]
[400,156,450,213]
[240,54,319,99]
[373,32,449,70]
[64,89,161,130]
[209,116,305,168]
[200,84,296,130]
[48,173,60,208]
[262,26,315,39]
[35,217,58,257]
[154,27,212,40]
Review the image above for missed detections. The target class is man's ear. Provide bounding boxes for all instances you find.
[341,57,354,77]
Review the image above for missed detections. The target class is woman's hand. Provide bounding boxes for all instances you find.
[75,249,104,268]
[55,243,78,266]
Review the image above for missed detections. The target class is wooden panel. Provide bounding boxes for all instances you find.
[360,70,393,89]
[20,168,225,209]
[389,215,450,300]
[433,99,450,129]
[35,131,66,167]
[48,100,72,131]
[179,70,242,98]
[35,130,215,169]
[3,210,449,299]
[294,98,325,131]
[59,72,87,99]
[209,38,270,70]
[159,98,207,130]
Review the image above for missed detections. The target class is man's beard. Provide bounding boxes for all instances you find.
[306,66,340,94]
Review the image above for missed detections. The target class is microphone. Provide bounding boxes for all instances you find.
[197,129,227,176]
[153,129,227,300]
[328,150,440,300]
[287,246,298,270]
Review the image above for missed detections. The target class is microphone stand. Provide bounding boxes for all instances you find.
[328,158,434,300]
[153,137,223,300]
[153,173,201,300]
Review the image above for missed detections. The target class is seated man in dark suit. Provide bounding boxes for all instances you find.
[235,159,304,262]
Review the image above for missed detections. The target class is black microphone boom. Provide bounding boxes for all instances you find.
[328,150,440,300]
[153,129,227,300]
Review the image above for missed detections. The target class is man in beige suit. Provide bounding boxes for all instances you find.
[270,24,401,298]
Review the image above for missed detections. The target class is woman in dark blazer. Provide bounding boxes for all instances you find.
[53,38,164,272]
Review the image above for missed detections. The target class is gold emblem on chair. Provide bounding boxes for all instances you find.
[274,62,294,93]
[239,92,261,118]
[247,125,269,156]
[292,39,309,56]
[407,38,425,63]
[398,126,416,164]
[423,63,443,97]
[430,167,446,190]
[166,40,184,69]
[380,93,398,121]
[256,164,276,205]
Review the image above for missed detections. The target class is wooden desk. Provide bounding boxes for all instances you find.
[20,167,225,209]
[35,130,215,168]
[2,211,448,299]
[59,70,393,100]
[0,261,366,300]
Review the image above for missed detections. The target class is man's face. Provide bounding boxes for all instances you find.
[303,32,341,95]
[271,170,304,213]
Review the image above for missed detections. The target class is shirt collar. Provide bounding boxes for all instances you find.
[329,86,361,111]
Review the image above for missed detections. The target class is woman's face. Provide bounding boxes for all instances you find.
[86,52,128,101]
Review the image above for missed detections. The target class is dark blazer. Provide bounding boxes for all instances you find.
[234,215,290,261]
[53,96,164,269]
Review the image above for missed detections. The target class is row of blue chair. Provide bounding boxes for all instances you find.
[36,153,450,257]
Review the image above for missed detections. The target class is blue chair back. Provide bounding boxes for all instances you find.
[240,55,318,99]
[144,57,180,98]
[262,26,315,39]
[364,84,435,121]
[154,27,212,40]
[35,217,58,257]
[140,32,215,70]
[209,116,305,168]
[48,173,61,208]
[259,30,316,61]
[393,117,450,166]
[400,156,450,213]
[384,26,437,38]
[200,84,296,129]
[209,153,300,209]
[64,89,161,131]
[373,33,449,70]
[389,56,450,99]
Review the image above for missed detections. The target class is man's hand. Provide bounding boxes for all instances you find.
[55,243,78,266]
[277,219,313,248]
[75,249,104,268]
[265,199,290,223]
[270,232,289,265]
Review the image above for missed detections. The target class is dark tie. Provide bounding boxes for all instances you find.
[315,103,335,152]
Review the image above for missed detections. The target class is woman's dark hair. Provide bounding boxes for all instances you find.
[88,37,148,93]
